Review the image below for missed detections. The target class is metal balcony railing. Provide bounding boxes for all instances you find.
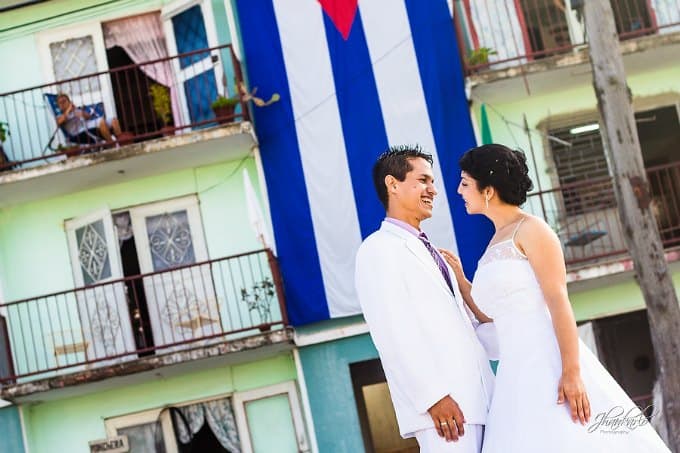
[453,0,680,74]
[0,249,287,384]
[0,43,249,171]
[523,161,680,267]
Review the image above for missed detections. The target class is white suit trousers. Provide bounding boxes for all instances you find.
[415,425,483,453]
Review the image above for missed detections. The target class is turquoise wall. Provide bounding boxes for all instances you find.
[23,353,296,453]
[0,405,25,453]
[299,332,379,453]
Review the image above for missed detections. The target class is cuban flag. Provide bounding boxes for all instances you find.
[235,0,493,325]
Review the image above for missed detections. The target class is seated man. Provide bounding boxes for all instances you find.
[56,93,122,144]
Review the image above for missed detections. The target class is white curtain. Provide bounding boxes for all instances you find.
[102,13,182,125]
[173,398,241,452]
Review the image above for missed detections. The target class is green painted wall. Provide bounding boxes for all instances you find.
[570,267,680,322]
[0,156,264,302]
[299,333,379,453]
[22,353,296,453]
[0,405,25,453]
[0,1,165,41]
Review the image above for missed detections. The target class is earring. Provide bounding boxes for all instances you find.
[485,196,489,210]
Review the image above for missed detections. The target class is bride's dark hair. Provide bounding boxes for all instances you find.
[459,144,534,206]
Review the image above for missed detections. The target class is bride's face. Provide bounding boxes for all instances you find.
[457,171,485,214]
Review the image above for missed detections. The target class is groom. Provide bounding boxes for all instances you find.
[355,146,495,452]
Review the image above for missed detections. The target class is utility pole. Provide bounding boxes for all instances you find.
[583,1,680,451]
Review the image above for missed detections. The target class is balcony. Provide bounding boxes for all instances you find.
[0,249,290,398]
[524,161,680,276]
[0,43,254,206]
[453,0,680,79]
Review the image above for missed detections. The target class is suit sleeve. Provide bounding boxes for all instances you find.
[355,244,451,414]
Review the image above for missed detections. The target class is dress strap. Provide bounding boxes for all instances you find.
[511,216,527,242]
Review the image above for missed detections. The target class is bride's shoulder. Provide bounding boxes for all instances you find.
[516,215,560,248]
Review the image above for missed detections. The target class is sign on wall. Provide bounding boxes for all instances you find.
[89,435,129,453]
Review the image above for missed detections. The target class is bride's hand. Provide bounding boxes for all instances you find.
[557,370,591,425]
[438,249,464,277]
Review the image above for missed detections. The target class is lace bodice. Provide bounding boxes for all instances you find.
[472,240,546,321]
[477,239,527,267]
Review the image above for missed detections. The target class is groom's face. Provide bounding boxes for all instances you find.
[392,157,437,221]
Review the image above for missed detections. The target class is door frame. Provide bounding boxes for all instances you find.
[128,194,208,274]
[232,380,310,453]
[37,22,118,120]
[161,0,224,128]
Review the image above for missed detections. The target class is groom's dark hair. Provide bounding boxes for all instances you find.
[372,145,433,210]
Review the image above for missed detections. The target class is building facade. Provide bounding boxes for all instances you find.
[1,1,678,452]
[0,1,311,452]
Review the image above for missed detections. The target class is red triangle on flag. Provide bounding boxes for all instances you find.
[318,0,358,40]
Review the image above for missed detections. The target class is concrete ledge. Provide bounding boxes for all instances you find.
[0,122,253,185]
[0,121,256,207]
[567,247,680,283]
[468,31,680,86]
[0,326,294,402]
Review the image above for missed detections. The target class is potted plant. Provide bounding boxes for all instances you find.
[467,47,497,70]
[211,95,239,125]
[149,83,174,136]
[240,277,275,331]
[0,121,11,168]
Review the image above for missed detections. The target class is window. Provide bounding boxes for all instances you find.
[232,381,310,453]
[547,121,615,217]
[548,105,680,217]
[49,36,101,95]
[105,383,308,453]
[519,0,571,58]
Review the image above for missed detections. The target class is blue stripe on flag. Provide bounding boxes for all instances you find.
[236,0,330,324]
[405,0,494,278]
[322,10,388,238]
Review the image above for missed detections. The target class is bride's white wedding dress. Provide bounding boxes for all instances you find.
[471,235,670,452]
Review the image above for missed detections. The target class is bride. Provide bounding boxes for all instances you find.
[440,144,670,452]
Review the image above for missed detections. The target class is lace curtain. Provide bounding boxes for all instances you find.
[173,398,241,452]
[102,12,182,124]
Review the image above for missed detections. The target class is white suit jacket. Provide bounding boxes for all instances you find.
[355,221,495,437]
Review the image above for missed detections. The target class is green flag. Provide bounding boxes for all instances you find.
[480,103,493,145]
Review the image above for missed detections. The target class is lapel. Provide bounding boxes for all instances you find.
[380,221,474,328]
[380,221,454,296]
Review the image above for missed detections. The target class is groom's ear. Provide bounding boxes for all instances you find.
[385,175,397,193]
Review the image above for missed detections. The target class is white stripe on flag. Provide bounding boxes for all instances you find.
[272,0,363,317]
[360,0,459,253]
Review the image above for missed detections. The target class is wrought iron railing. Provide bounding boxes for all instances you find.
[0,43,249,171]
[523,161,680,267]
[0,249,287,384]
[453,0,680,74]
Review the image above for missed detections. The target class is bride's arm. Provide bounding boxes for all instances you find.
[439,248,492,323]
[517,217,591,424]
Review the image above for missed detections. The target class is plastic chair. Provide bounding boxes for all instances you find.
[42,93,106,155]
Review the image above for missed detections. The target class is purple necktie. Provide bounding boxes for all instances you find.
[418,232,455,295]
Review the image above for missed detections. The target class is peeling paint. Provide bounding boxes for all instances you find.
[0,327,294,401]
[629,176,652,210]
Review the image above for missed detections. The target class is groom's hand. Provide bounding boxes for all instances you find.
[428,395,466,442]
